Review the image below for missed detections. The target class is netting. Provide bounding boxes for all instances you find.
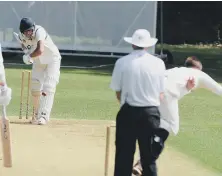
[0,1,158,122]
[0,1,157,54]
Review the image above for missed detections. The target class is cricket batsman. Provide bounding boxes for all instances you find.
[16,17,61,125]
[0,43,12,106]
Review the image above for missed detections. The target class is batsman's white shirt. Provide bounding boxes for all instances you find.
[19,25,61,64]
[161,67,222,135]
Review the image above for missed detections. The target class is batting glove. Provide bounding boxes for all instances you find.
[23,54,33,65]
[23,48,29,54]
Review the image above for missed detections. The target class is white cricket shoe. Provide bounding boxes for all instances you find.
[38,117,47,125]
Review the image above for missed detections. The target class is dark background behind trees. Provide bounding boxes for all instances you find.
[156,1,222,45]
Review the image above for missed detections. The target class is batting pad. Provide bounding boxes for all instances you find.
[38,92,55,121]
[37,76,58,121]
[42,76,57,94]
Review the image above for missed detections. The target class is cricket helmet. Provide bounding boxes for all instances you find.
[19,17,35,34]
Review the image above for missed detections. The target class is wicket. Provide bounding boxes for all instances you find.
[104,125,115,176]
[19,71,34,120]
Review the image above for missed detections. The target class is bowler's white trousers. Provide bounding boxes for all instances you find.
[159,91,179,135]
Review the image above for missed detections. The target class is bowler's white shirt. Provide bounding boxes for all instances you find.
[161,66,222,135]
[110,50,166,107]
[165,67,222,97]
[19,25,61,64]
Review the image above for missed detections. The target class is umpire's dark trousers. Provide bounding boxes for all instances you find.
[114,103,164,176]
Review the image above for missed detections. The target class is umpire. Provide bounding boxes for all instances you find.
[110,29,166,176]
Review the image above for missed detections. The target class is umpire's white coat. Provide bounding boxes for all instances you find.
[160,67,222,135]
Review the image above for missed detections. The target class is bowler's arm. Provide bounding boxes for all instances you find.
[199,71,222,95]
[178,77,195,98]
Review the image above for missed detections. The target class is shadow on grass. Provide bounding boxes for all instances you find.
[4,47,222,80]
[10,121,33,125]
[3,52,117,76]
[4,64,114,77]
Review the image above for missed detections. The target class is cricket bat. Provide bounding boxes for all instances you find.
[0,105,12,167]
[13,32,30,54]
[13,32,22,44]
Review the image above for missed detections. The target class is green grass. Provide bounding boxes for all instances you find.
[5,68,119,120]
[168,89,222,173]
[4,67,222,173]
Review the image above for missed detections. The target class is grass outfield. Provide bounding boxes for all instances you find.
[6,68,118,120]
[4,67,222,173]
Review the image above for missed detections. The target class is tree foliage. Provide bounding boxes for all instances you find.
[156,2,222,44]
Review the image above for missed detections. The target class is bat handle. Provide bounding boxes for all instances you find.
[2,105,6,121]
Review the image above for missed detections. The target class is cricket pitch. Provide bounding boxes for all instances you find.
[0,119,219,176]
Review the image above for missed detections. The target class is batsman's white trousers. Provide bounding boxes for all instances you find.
[31,57,61,92]
[31,57,61,121]
[159,91,179,135]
